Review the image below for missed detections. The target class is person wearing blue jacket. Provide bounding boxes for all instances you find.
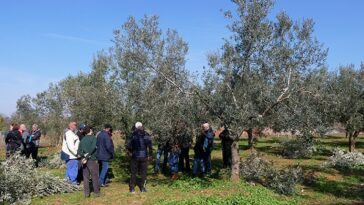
[96,124,115,187]
[202,122,214,175]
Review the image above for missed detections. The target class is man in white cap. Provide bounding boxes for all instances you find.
[126,122,153,193]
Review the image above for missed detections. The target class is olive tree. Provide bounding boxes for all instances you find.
[110,15,196,141]
[205,0,327,180]
[330,64,364,152]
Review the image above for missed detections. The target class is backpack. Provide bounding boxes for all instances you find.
[24,135,35,149]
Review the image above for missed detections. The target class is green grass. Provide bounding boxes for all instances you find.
[2,134,364,204]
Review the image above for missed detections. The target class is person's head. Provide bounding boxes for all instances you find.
[12,123,19,131]
[79,123,86,132]
[32,124,38,131]
[202,122,210,132]
[104,123,112,132]
[83,126,92,135]
[68,121,77,131]
[135,122,143,130]
[20,124,27,131]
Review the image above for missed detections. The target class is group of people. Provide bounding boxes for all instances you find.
[3,120,234,198]
[61,122,115,197]
[153,122,234,179]
[61,121,154,197]
[5,123,42,166]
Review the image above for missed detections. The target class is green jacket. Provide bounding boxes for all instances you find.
[77,135,97,160]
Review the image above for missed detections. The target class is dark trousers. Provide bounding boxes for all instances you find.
[203,151,212,174]
[77,160,84,183]
[222,143,232,168]
[179,147,190,172]
[25,147,39,167]
[83,160,100,196]
[130,158,147,190]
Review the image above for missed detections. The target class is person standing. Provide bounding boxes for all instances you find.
[4,124,14,158]
[192,129,205,177]
[20,124,29,155]
[77,126,100,198]
[168,138,180,180]
[178,128,192,173]
[76,123,87,184]
[126,122,153,193]
[219,126,233,168]
[24,124,42,167]
[5,123,22,158]
[96,124,115,187]
[202,122,214,175]
[154,141,169,174]
[61,121,80,185]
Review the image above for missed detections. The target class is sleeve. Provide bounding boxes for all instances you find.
[105,136,114,156]
[91,137,97,152]
[5,132,11,143]
[203,136,208,150]
[66,131,79,156]
[77,141,84,156]
[32,131,41,141]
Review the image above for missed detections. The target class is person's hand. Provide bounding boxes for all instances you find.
[148,156,153,161]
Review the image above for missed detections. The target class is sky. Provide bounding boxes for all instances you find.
[0,0,363,117]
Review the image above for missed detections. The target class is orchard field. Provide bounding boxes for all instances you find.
[1,133,363,205]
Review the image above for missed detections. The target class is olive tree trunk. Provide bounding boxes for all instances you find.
[349,131,360,152]
[230,137,240,181]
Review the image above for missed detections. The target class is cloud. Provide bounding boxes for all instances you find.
[43,33,110,46]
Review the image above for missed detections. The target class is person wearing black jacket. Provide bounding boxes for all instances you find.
[26,124,42,167]
[192,131,205,176]
[219,126,233,168]
[76,123,87,183]
[126,122,153,193]
[5,123,22,158]
[96,124,115,187]
[4,124,13,158]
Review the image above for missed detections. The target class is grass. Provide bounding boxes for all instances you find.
[1,134,364,204]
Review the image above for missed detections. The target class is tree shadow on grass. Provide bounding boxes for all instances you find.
[335,166,364,178]
[254,145,282,156]
[319,140,364,150]
[304,176,364,202]
[301,164,338,176]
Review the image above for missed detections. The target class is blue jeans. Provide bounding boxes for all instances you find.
[168,152,180,174]
[204,151,212,174]
[192,158,205,176]
[99,161,109,185]
[154,148,163,173]
[66,159,79,183]
[154,147,168,173]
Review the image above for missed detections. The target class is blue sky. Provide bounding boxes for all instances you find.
[0,0,363,117]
